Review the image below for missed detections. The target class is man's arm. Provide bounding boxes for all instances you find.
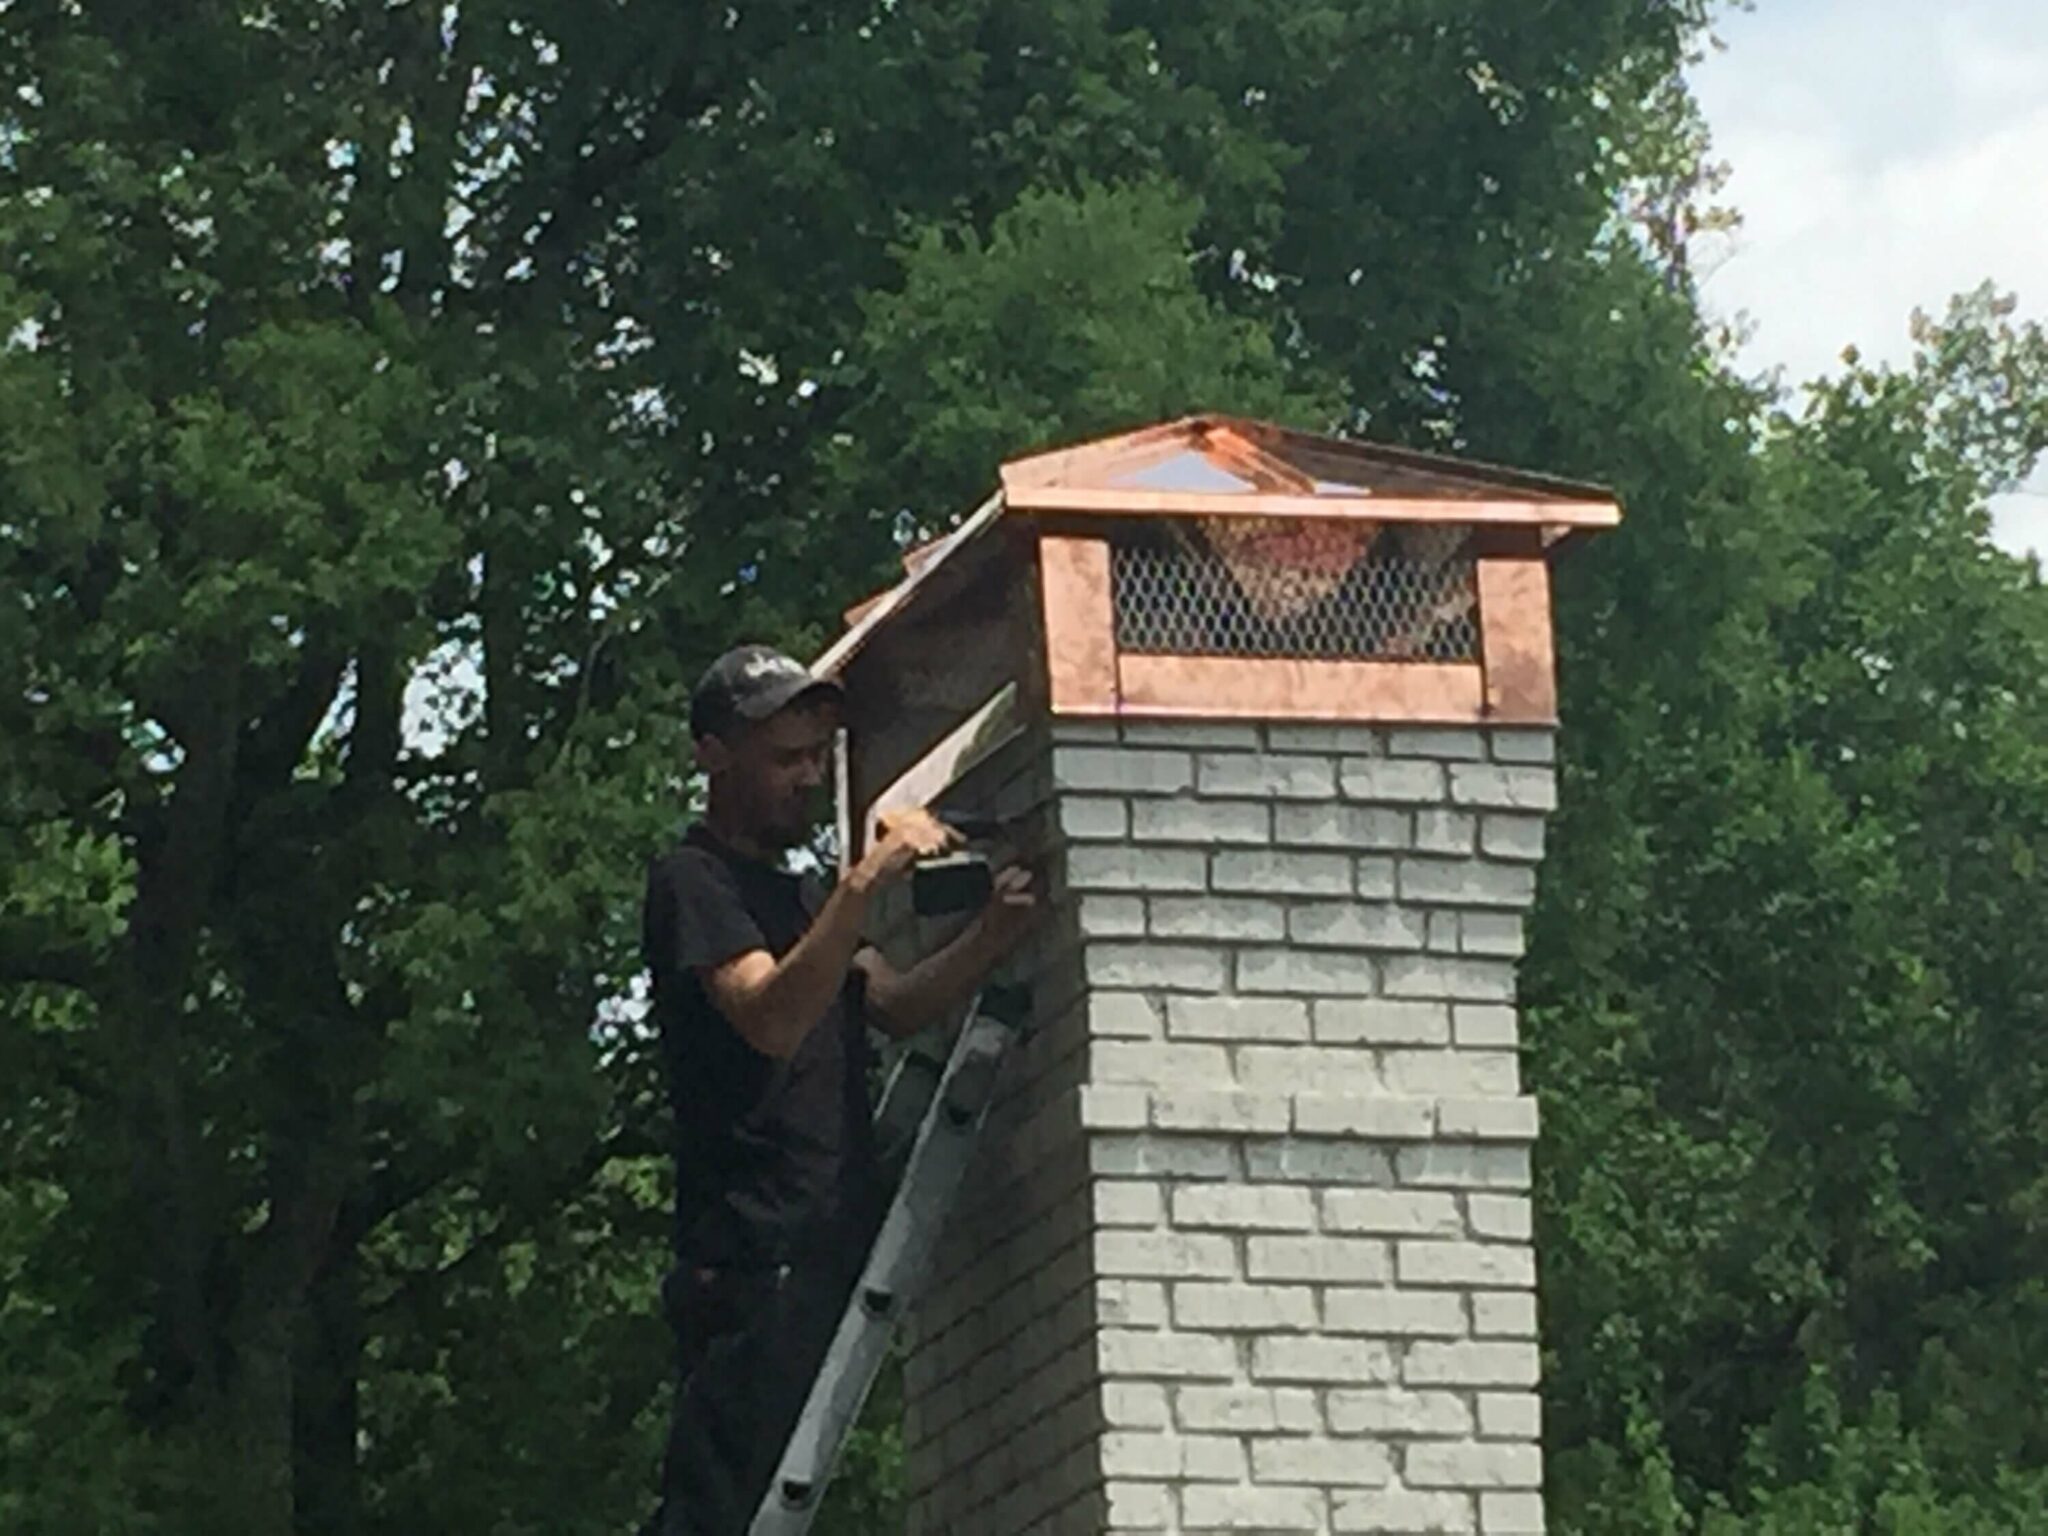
[858,864,1039,1040]
[699,811,959,1060]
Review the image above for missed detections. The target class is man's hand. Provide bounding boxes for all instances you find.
[852,808,962,894]
[857,860,1044,1040]
[969,862,1041,959]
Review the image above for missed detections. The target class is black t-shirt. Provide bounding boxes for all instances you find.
[642,824,880,1268]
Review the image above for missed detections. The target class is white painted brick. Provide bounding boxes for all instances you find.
[1174,1282,1316,1332]
[1132,798,1271,845]
[1060,795,1130,839]
[1252,1437,1395,1486]
[1103,1480,1173,1528]
[1104,1381,1171,1429]
[1199,752,1336,800]
[1080,1084,1151,1130]
[1247,1236,1392,1285]
[1169,996,1311,1042]
[1274,802,1412,849]
[1266,722,1386,754]
[1237,947,1378,997]
[1453,1005,1519,1048]
[1288,901,1428,949]
[1252,1336,1397,1384]
[1292,1095,1435,1140]
[1355,856,1398,898]
[1096,1231,1238,1279]
[1245,1139,1396,1185]
[1150,895,1287,942]
[1152,1088,1291,1134]
[1415,808,1478,855]
[1323,1289,1467,1336]
[1480,1491,1547,1533]
[1398,857,1538,908]
[1092,1135,1240,1180]
[1080,894,1149,937]
[1087,943,1230,992]
[1093,1040,1229,1086]
[1479,818,1546,869]
[1214,847,1355,896]
[1404,1341,1541,1387]
[1382,1051,1521,1097]
[1055,746,1194,795]
[1098,1279,1171,1328]
[1406,1441,1542,1488]
[1092,991,1167,1038]
[1051,718,1122,744]
[1448,764,1557,812]
[1070,844,1208,892]
[1472,1292,1540,1339]
[1326,1388,1473,1437]
[1122,719,1263,750]
[1437,1097,1540,1141]
[1388,727,1487,760]
[1478,1392,1542,1438]
[1398,1241,1537,1289]
[1180,1485,1323,1530]
[1236,1044,1381,1094]
[1173,1183,1315,1231]
[1322,1188,1463,1236]
[1340,758,1447,803]
[1094,1181,1167,1228]
[1428,911,1463,954]
[1487,730,1556,765]
[1176,1385,1281,1433]
[1460,913,1527,957]
[1383,955,1517,1002]
[1315,1000,1451,1045]
[1102,1430,1246,1481]
[1099,1329,1238,1379]
[1331,1488,1475,1532]
[1466,1196,1533,1242]
[1397,1145,1532,1190]
[1176,1385,1321,1434]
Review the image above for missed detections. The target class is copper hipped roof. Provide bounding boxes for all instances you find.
[819,415,1620,679]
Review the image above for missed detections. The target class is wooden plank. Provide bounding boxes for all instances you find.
[1004,485,1623,527]
[1477,557,1557,722]
[1039,534,1119,714]
[862,683,1023,846]
[1116,656,1486,722]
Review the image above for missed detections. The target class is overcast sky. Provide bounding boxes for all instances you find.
[1688,0,2047,560]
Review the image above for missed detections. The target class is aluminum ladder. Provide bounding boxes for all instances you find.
[747,983,1028,1536]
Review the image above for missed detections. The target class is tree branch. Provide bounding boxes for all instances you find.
[361,1115,664,1319]
[0,931,101,995]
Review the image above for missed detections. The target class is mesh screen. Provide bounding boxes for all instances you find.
[1111,518,1479,662]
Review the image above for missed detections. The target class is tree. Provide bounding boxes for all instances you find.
[1518,286,2048,1530]
[8,1,2044,1532]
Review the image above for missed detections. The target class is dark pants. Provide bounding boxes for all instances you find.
[644,1256,859,1536]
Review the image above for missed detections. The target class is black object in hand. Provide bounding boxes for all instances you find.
[911,851,994,916]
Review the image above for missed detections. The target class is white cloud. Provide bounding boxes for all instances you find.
[1689,0,2048,560]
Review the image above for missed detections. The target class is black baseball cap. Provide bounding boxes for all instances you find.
[689,644,844,741]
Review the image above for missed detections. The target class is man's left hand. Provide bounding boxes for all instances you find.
[973,863,1042,957]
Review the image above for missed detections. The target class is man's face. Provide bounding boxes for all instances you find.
[703,698,839,850]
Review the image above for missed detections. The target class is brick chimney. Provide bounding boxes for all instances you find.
[820,417,1619,1536]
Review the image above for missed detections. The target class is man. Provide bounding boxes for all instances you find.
[641,644,1036,1536]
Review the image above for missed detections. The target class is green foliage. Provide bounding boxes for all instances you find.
[1,1,2043,1534]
